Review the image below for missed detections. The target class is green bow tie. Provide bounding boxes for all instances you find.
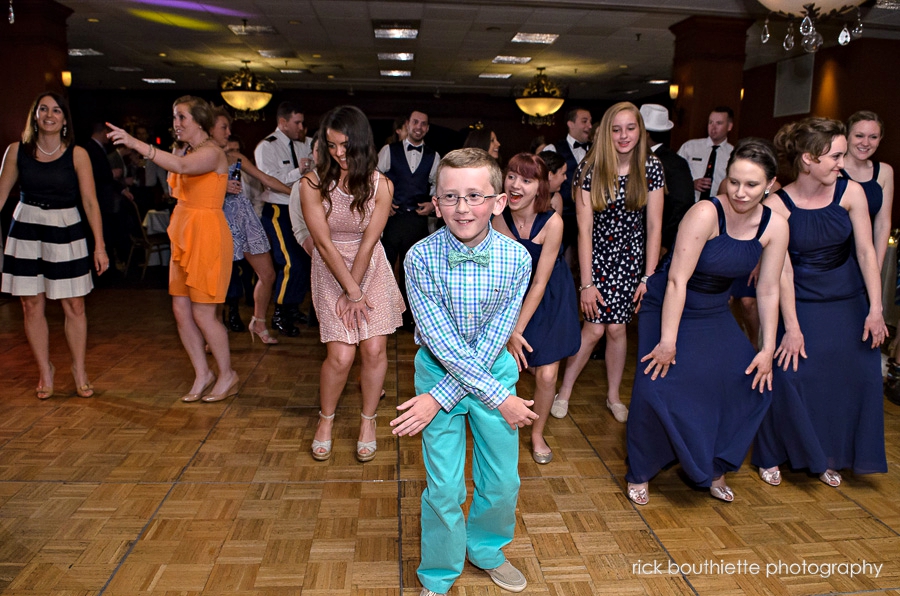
[448,249,490,268]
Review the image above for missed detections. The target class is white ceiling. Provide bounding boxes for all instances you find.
[58,0,900,100]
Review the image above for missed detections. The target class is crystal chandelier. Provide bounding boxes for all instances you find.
[757,1,866,53]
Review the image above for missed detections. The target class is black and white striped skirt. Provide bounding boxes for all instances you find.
[1,201,93,299]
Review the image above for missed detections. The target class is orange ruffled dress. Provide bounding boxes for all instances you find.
[167,171,232,303]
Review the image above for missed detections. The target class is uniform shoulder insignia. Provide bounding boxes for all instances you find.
[265,135,277,142]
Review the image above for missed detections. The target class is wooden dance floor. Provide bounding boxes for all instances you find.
[0,286,898,595]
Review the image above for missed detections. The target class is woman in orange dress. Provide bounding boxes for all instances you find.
[107,96,239,403]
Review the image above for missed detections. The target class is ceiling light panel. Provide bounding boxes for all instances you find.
[492,56,531,64]
[479,73,512,79]
[68,48,104,56]
[378,53,414,61]
[512,32,559,44]
[142,78,176,84]
[228,24,276,35]
[380,70,412,77]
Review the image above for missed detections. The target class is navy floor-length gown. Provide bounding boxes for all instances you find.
[752,179,887,475]
[626,198,773,487]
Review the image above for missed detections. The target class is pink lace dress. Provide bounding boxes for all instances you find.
[312,173,404,344]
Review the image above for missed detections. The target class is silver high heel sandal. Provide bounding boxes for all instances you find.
[312,411,335,461]
[357,412,377,463]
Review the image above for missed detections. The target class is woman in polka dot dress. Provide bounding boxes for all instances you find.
[551,102,665,423]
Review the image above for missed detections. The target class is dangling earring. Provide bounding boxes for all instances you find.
[32,121,38,134]
[764,188,770,198]
[62,124,67,137]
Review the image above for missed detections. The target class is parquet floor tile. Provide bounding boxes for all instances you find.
[1,288,898,594]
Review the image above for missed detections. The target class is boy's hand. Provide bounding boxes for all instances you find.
[391,393,441,436]
[497,395,538,430]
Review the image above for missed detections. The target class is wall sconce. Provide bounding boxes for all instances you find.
[740,87,745,100]
[61,71,72,87]
[669,84,679,100]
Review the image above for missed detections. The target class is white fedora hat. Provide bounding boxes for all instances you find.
[640,104,674,132]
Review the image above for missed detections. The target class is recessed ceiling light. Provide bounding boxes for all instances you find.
[159,52,167,57]
[619,64,628,69]
[648,79,669,84]
[493,55,531,64]
[378,52,414,61]
[511,32,558,44]
[87,18,99,23]
[381,70,411,77]
[312,53,322,59]
[228,23,277,35]
[374,27,418,39]
[288,20,302,25]
[280,69,308,74]
[109,66,143,72]
[327,74,335,79]
[68,48,103,56]
[479,73,512,79]
[142,78,176,84]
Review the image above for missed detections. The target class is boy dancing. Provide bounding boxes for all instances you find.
[391,148,537,595]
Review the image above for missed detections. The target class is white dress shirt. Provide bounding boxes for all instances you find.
[677,137,734,202]
[544,134,590,165]
[253,128,313,206]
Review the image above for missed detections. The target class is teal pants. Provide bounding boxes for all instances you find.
[415,348,520,594]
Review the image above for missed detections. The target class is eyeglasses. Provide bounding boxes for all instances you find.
[435,192,500,207]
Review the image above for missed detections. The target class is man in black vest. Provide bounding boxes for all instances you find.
[377,109,440,327]
[544,107,592,251]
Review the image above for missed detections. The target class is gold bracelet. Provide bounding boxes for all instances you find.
[346,291,364,303]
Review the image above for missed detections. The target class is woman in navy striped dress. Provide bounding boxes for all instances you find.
[0,92,108,399]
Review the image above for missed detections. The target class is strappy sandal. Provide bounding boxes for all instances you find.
[626,483,649,505]
[819,470,842,487]
[312,411,335,461]
[36,362,55,400]
[356,412,377,463]
[249,316,279,345]
[758,466,781,486]
[72,365,94,398]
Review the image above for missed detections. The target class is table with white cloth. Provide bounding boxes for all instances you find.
[142,209,171,266]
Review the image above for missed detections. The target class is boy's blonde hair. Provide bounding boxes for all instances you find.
[436,148,503,195]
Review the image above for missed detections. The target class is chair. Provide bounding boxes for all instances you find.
[124,200,170,280]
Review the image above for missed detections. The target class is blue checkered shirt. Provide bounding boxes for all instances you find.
[404,226,532,411]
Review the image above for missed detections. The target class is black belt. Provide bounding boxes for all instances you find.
[20,195,77,209]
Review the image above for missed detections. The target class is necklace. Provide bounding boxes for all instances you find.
[36,140,62,156]
[189,137,210,152]
[513,214,535,231]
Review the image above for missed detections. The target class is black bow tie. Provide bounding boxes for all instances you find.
[407,144,423,152]
[573,141,592,150]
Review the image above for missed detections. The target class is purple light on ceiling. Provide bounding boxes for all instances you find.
[128,0,253,18]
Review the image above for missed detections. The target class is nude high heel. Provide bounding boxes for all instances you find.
[356,413,377,463]
[249,316,279,345]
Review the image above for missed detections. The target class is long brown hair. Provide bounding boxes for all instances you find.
[576,101,649,212]
[22,92,75,158]
[312,105,377,219]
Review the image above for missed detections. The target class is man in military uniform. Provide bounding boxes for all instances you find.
[254,101,313,336]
